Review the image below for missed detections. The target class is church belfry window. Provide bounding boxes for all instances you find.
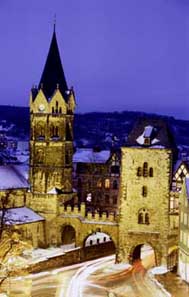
[55,101,58,113]
[143,162,148,177]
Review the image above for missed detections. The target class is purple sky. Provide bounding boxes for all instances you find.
[0,0,188,119]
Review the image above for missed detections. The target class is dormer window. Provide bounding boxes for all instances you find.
[144,137,150,146]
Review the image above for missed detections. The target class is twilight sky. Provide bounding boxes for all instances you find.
[0,0,188,119]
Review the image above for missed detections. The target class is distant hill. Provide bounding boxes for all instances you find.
[0,105,189,148]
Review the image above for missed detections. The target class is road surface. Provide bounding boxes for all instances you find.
[4,254,170,297]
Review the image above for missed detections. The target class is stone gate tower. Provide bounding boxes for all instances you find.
[117,118,178,267]
[29,28,76,231]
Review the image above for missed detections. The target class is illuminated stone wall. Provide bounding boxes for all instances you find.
[117,147,177,266]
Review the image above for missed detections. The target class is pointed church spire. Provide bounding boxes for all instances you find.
[38,27,68,100]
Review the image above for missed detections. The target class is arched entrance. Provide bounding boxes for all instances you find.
[130,244,156,269]
[82,231,116,261]
[61,225,76,245]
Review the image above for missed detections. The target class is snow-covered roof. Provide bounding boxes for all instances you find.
[0,207,45,225]
[73,148,111,164]
[0,165,29,190]
[136,125,159,146]
[143,125,153,138]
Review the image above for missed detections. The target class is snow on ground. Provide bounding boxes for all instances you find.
[85,232,111,246]
[149,266,169,275]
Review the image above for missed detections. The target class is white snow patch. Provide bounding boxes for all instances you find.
[0,165,29,190]
[0,207,45,225]
[149,266,169,275]
[73,148,110,164]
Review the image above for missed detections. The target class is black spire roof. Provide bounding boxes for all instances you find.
[38,30,68,100]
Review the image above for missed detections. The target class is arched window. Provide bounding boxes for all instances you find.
[149,167,153,177]
[66,122,72,141]
[37,123,45,139]
[52,107,55,113]
[143,162,148,177]
[55,126,59,137]
[138,209,150,225]
[138,212,143,224]
[37,149,44,163]
[137,167,142,177]
[142,186,147,197]
[113,180,118,190]
[97,179,102,188]
[50,125,59,138]
[105,179,110,189]
[145,213,150,225]
[55,101,58,113]
[59,107,62,114]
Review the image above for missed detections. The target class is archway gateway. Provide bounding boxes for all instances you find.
[82,232,116,261]
[130,244,156,269]
[61,225,76,245]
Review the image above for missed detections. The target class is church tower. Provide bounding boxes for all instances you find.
[29,28,76,214]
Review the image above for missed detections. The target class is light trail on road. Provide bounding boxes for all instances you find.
[65,255,115,297]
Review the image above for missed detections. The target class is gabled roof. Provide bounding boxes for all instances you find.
[126,118,177,150]
[0,165,29,190]
[38,30,68,101]
[0,207,45,225]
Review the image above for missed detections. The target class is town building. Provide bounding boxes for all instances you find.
[0,26,186,274]
[117,119,179,268]
[178,177,189,283]
[73,148,120,213]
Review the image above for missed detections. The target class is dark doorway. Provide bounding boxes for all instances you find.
[61,225,76,245]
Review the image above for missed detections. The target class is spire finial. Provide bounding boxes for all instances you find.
[53,14,56,32]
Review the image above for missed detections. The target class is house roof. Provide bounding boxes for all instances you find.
[0,165,29,190]
[36,30,69,101]
[126,118,177,149]
[0,207,45,225]
[73,148,111,164]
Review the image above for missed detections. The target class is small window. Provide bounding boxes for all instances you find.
[59,107,62,114]
[113,180,118,190]
[137,167,142,177]
[105,179,110,189]
[52,107,55,113]
[97,180,102,188]
[138,208,150,225]
[111,165,120,175]
[149,167,153,177]
[144,138,150,145]
[113,196,117,204]
[143,162,148,177]
[142,186,147,197]
[105,195,110,204]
